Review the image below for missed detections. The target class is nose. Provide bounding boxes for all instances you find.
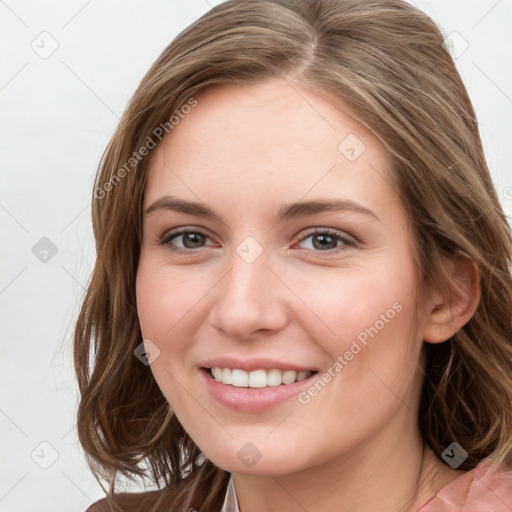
[208,245,289,339]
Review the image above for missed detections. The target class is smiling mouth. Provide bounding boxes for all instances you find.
[204,367,319,388]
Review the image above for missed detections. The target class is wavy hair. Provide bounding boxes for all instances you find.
[75,0,512,509]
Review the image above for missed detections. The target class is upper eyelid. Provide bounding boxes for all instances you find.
[162,227,215,243]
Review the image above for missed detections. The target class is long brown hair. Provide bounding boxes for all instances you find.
[75,0,512,509]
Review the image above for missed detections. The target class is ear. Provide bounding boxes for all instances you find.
[422,254,481,344]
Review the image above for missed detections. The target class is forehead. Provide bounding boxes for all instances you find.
[144,78,397,219]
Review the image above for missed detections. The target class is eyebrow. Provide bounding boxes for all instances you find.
[144,195,380,223]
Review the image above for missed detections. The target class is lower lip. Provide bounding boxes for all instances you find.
[200,368,318,412]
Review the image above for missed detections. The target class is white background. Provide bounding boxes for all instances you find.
[1,0,511,510]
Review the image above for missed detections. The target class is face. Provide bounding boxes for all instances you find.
[136,78,433,476]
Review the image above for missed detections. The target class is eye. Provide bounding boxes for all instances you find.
[160,227,356,255]
[297,229,355,253]
[160,229,215,252]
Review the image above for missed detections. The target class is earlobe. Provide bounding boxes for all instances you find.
[422,256,481,344]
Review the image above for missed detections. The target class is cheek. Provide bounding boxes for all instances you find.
[135,255,202,405]
[291,272,420,453]
[135,254,205,342]
[292,257,422,412]
[313,280,421,414]
[290,260,416,353]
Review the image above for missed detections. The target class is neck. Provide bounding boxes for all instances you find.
[231,415,463,512]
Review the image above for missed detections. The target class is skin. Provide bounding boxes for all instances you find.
[136,78,479,511]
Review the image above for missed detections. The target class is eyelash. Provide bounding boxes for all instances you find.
[159,228,356,255]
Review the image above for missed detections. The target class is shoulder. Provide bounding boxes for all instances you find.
[84,487,174,512]
[83,461,229,512]
[85,498,109,512]
[420,458,512,512]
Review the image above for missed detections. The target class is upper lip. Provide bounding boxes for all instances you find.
[200,357,318,373]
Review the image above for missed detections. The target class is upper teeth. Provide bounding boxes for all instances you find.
[210,367,313,388]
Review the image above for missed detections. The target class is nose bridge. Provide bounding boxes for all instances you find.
[209,236,287,337]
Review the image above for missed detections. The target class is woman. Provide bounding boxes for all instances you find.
[76,0,512,510]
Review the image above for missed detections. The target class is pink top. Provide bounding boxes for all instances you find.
[418,458,512,511]
[221,458,512,511]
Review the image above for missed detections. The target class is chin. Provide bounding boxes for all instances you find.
[193,435,312,476]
